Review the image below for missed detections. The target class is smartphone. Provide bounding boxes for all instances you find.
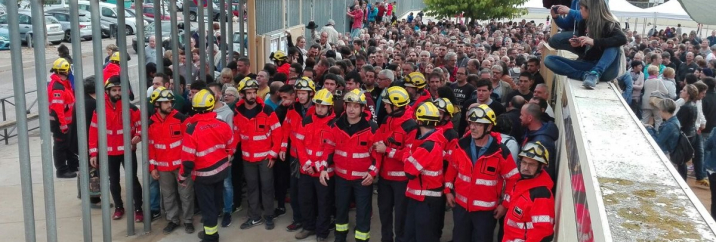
[552,6,559,14]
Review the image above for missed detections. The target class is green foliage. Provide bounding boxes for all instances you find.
[423,0,529,21]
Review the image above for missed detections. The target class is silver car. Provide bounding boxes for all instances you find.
[0,11,64,46]
[45,9,93,42]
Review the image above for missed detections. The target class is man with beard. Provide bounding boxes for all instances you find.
[147,87,195,234]
[520,103,559,184]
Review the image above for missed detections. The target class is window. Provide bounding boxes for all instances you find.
[144,7,154,14]
[0,15,7,24]
[53,14,68,22]
[45,16,59,24]
[101,7,115,18]
[19,14,30,25]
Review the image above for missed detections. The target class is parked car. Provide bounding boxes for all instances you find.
[0,3,6,16]
[46,6,114,38]
[45,9,93,42]
[131,21,189,52]
[0,11,64,47]
[185,0,222,22]
[77,1,145,35]
[233,31,248,56]
[0,26,9,50]
[131,3,182,22]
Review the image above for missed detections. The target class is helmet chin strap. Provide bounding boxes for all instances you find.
[519,164,544,179]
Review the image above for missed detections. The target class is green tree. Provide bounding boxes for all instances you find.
[423,0,528,21]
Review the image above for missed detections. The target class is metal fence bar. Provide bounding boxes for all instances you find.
[29,1,59,241]
[155,0,165,72]
[116,0,136,236]
[235,0,241,56]
[198,0,207,79]
[136,0,152,232]
[68,0,92,240]
[208,0,215,79]
[183,0,193,84]
[170,0,181,95]
[219,0,227,69]
[6,0,36,240]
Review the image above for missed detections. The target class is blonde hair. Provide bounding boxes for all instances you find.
[663,67,675,78]
[647,65,659,76]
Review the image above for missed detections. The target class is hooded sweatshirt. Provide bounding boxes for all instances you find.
[214,102,234,130]
[523,122,559,181]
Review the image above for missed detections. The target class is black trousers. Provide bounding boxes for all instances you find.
[299,175,332,238]
[289,157,303,223]
[231,143,243,210]
[403,196,443,242]
[51,119,78,173]
[451,206,497,242]
[378,179,408,242]
[335,176,373,242]
[195,181,224,242]
[273,154,291,209]
[709,173,716,220]
[107,153,143,210]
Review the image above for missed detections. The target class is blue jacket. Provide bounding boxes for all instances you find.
[704,129,716,172]
[368,6,378,21]
[648,116,680,155]
[554,0,582,31]
[523,122,559,179]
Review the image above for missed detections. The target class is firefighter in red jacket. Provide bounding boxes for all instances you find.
[148,87,195,234]
[89,76,144,221]
[330,89,379,242]
[103,52,120,82]
[270,50,290,76]
[445,104,519,242]
[49,57,79,178]
[404,72,432,116]
[233,78,283,230]
[277,77,316,232]
[403,102,447,242]
[433,97,459,238]
[503,141,555,242]
[293,88,336,241]
[179,89,235,242]
[372,86,418,242]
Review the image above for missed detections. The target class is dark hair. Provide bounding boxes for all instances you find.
[703,77,716,91]
[237,57,250,66]
[437,86,456,104]
[273,73,288,84]
[263,63,277,77]
[531,96,548,111]
[519,71,532,80]
[278,84,295,94]
[146,62,157,75]
[346,72,363,84]
[527,56,540,65]
[290,63,303,75]
[163,67,173,77]
[190,80,207,91]
[685,73,698,84]
[154,73,170,84]
[475,79,493,90]
[493,114,513,135]
[227,61,238,70]
[207,82,223,92]
[84,75,96,95]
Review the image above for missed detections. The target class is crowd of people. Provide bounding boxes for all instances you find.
[42,0,582,241]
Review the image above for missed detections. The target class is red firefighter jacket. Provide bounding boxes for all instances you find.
[404,129,446,201]
[89,95,141,157]
[373,110,418,181]
[179,112,235,184]
[405,89,433,118]
[437,121,459,161]
[103,62,120,82]
[233,98,284,162]
[295,111,336,177]
[280,102,315,158]
[330,114,380,180]
[48,74,75,131]
[446,132,519,212]
[503,171,555,242]
[148,109,188,172]
[277,63,290,76]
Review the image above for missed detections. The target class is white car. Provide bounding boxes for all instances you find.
[77,1,146,35]
[0,11,64,46]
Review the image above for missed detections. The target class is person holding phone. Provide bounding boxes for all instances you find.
[544,0,626,89]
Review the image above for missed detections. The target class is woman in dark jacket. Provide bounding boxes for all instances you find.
[544,0,627,89]
[648,99,684,179]
[676,84,699,138]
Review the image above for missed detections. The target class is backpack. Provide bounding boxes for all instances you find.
[670,131,694,166]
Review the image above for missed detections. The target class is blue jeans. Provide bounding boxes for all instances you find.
[290,157,303,223]
[695,133,706,180]
[617,73,633,104]
[223,170,234,213]
[545,31,621,82]
[150,178,160,212]
[351,28,361,41]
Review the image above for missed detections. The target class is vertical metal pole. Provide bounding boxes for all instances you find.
[299,0,302,29]
[198,0,207,80]
[208,0,215,78]
[30,1,59,241]
[116,0,136,235]
[183,0,193,84]
[229,0,235,57]
[219,0,227,69]
[6,0,36,241]
[155,0,164,71]
[88,0,112,240]
[237,0,244,57]
[69,0,92,240]
[135,0,152,232]
[170,0,181,94]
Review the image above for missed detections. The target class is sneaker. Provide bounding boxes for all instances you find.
[185,223,195,234]
[286,221,303,232]
[274,207,286,218]
[135,210,144,222]
[328,217,335,231]
[295,229,316,239]
[240,218,264,229]
[316,236,327,242]
[57,170,77,179]
[163,222,180,234]
[698,179,710,187]
[151,210,161,221]
[112,208,125,220]
[582,71,599,89]
[265,216,275,230]
[232,205,243,214]
[221,213,232,227]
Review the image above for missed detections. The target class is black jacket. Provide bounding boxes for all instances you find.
[702,91,716,134]
[573,21,627,61]
[676,102,698,137]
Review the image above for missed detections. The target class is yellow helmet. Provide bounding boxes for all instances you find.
[433,98,455,117]
[237,78,259,92]
[466,104,496,125]
[381,86,410,107]
[150,87,175,104]
[271,50,288,62]
[110,51,120,62]
[343,89,367,105]
[51,58,71,73]
[519,141,549,165]
[415,102,441,125]
[192,89,215,112]
[104,76,121,90]
[404,72,427,89]
[294,77,316,92]
[312,88,334,106]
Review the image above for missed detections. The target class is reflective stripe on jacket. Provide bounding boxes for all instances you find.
[233,98,283,162]
[89,95,141,157]
[503,172,555,242]
[180,112,235,184]
[331,114,380,180]
[374,110,418,181]
[148,109,187,172]
[404,130,446,201]
[48,74,75,129]
[295,112,336,177]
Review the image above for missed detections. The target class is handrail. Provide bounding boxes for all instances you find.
[0,89,39,144]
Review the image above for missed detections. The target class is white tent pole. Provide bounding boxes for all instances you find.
[642,18,647,37]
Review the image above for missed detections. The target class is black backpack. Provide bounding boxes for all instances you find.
[670,131,694,166]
